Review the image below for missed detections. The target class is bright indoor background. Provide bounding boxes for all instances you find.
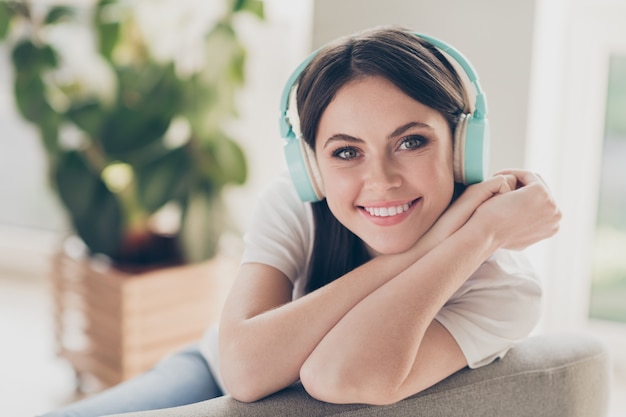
[1,0,625,415]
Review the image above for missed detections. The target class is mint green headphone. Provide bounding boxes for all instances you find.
[279,32,489,202]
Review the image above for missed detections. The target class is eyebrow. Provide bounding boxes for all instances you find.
[388,121,433,139]
[322,121,434,149]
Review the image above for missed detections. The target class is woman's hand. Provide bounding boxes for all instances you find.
[471,170,561,250]
[413,174,518,256]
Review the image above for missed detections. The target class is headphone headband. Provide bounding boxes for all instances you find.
[416,33,488,120]
[279,50,318,140]
[279,30,489,202]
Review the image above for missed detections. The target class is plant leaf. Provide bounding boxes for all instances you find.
[231,43,246,84]
[94,0,121,61]
[198,132,247,187]
[179,190,225,263]
[11,41,61,155]
[13,72,60,131]
[232,0,264,19]
[11,40,58,74]
[135,146,194,213]
[13,72,44,120]
[99,63,181,156]
[54,150,123,257]
[37,107,61,157]
[66,99,106,139]
[11,41,59,127]
[0,1,12,40]
[44,6,76,25]
[99,104,172,156]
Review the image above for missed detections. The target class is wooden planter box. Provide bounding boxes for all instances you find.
[50,246,237,391]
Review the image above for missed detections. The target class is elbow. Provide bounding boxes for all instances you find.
[299,357,404,406]
[228,386,266,404]
[221,365,269,403]
[219,343,270,403]
[299,358,337,403]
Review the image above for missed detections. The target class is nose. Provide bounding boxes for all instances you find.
[365,156,402,192]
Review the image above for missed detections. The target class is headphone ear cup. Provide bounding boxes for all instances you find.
[283,134,325,202]
[453,114,469,184]
[463,115,489,184]
[299,138,325,199]
[453,113,488,185]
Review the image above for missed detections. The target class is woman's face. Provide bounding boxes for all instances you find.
[315,75,455,256]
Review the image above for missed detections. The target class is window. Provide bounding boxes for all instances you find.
[589,55,626,323]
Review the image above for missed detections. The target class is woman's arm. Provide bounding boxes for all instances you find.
[299,171,561,405]
[219,172,558,403]
[218,174,520,402]
[299,212,496,405]
[219,242,438,402]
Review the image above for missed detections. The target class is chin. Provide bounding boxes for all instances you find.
[365,239,415,257]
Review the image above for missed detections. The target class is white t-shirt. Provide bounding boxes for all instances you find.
[200,172,542,394]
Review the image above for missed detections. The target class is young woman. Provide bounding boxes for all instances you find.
[42,26,560,416]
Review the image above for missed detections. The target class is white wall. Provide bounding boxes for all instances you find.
[222,0,313,236]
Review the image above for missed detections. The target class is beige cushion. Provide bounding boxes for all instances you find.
[109,332,611,417]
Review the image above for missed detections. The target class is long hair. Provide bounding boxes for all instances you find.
[298,26,469,293]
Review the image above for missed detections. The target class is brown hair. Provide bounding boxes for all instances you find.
[298,26,469,293]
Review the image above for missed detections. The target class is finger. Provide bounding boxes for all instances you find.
[482,174,516,195]
[499,170,557,202]
[494,174,517,193]
[494,169,542,188]
[450,175,513,217]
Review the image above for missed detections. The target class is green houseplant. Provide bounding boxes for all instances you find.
[0,0,264,268]
[1,0,265,389]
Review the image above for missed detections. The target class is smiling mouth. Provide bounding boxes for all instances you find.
[360,199,418,217]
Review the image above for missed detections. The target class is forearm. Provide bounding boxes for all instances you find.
[219,242,431,402]
[220,178,510,401]
[300,220,497,404]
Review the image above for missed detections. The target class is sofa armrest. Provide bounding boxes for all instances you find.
[109,332,611,417]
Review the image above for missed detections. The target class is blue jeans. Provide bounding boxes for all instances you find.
[41,344,222,417]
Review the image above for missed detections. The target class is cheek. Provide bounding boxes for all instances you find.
[425,145,455,185]
[322,170,354,211]
[316,162,358,220]
[317,157,347,193]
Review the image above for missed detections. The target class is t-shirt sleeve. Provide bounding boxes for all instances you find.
[240,172,313,285]
[435,249,542,369]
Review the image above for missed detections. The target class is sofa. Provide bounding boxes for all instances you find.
[110,332,611,417]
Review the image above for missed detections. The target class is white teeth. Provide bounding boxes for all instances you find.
[364,203,411,217]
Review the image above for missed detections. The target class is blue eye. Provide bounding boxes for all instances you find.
[399,136,426,150]
[333,147,359,160]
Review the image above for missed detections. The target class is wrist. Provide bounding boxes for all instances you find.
[464,215,500,255]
